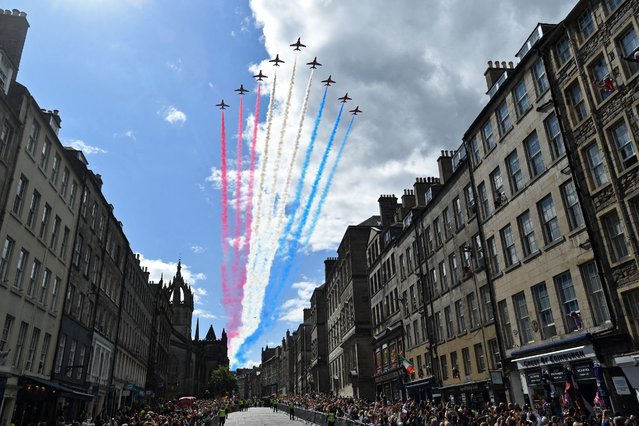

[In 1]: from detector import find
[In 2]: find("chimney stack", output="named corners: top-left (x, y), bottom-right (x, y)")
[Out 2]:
top-left (437, 150), bottom-right (454, 185)
top-left (0, 9), bottom-right (29, 80)
top-left (324, 258), bottom-right (337, 280)
top-left (378, 194), bottom-right (399, 228)
top-left (484, 60), bottom-right (506, 91)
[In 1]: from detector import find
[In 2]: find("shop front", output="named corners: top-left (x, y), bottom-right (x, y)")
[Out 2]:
top-left (439, 380), bottom-right (491, 408)
top-left (372, 325), bottom-right (405, 402)
top-left (405, 377), bottom-right (436, 402)
top-left (513, 344), bottom-right (600, 414)
top-left (613, 353), bottom-right (639, 405)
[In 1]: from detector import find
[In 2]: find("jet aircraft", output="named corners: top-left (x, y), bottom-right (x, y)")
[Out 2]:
top-left (253, 70), bottom-right (267, 81)
top-left (290, 37), bottom-right (306, 50)
top-left (269, 54), bottom-right (284, 66)
top-left (338, 93), bottom-right (352, 103)
top-left (321, 75), bottom-right (335, 86)
top-left (349, 106), bottom-right (362, 115)
top-left (234, 84), bottom-right (249, 95)
top-left (216, 100), bottom-right (229, 110)
top-left (306, 57), bottom-right (322, 69)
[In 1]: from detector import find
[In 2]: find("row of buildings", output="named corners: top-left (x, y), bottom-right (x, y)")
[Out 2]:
top-left (237, 0), bottom-right (639, 414)
top-left (0, 10), bottom-right (229, 426)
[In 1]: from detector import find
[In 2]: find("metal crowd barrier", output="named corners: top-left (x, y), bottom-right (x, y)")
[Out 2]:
top-left (277, 404), bottom-right (369, 426)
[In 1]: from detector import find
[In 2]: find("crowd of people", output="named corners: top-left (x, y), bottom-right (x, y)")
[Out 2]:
top-left (60, 394), bottom-right (638, 425)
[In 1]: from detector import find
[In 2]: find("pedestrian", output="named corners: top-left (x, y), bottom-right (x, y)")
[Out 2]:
top-left (327, 405), bottom-right (337, 426)
top-left (218, 405), bottom-right (226, 426)
top-left (289, 400), bottom-right (295, 420)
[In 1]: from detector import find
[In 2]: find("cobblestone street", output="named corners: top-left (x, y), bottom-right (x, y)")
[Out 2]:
top-left (224, 407), bottom-right (311, 426)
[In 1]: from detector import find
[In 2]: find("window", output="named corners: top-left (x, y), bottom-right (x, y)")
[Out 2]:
top-left (0, 236), bottom-right (15, 282)
top-left (55, 334), bottom-right (66, 373)
top-left (65, 284), bottom-right (76, 315)
top-left (410, 285), bottom-right (417, 312)
top-left (439, 260), bottom-right (448, 292)
top-left (498, 300), bottom-right (514, 349)
top-left (468, 293), bottom-right (480, 329)
top-left (602, 210), bottom-right (629, 261)
top-left (500, 224), bottom-right (518, 267)
top-left (474, 343), bottom-right (486, 373)
top-left (556, 36), bottom-right (572, 66)
top-left (425, 227), bottom-right (433, 254)
top-left (532, 59), bottom-right (549, 94)
top-left (580, 262), bottom-right (610, 325)
top-left (455, 299), bottom-right (466, 334)
top-left (413, 319), bottom-right (419, 344)
top-left (449, 252), bottom-right (460, 285)
top-left (38, 333), bottom-right (51, 374)
top-left (38, 204), bottom-right (51, 241)
top-left (60, 227), bottom-right (70, 261)
top-left (480, 285), bottom-right (494, 323)
top-left (490, 167), bottom-right (505, 203)
top-left (399, 254), bottom-right (406, 280)
top-left (435, 312), bottom-right (443, 343)
top-left (482, 121), bottom-right (496, 152)
top-left (0, 120), bottom-right (12, 159)
top-left (76, 345), bottom-right (86, 379)
top-left (25, 327), bottom-right (40, 372)
top-left (488, 339), bottom-right (501, 369)
top-left (40, 138), bottom-right (51, 170)
top-left (39, 268), bottom-right (51, 305)
top-left (0, 315), bottom-right (14, 354)
top-left (60, 168), bottom-right (70, 198)
top-left (444, 306), bottom-right (454, 339)
top-left (450, 351), bottom-right (460, 378)
top-left (591, 56), bottom-right (612, 102)
top-left (51, 277), bottom-right (60, 313)
top-left (26, 258), bottom-right (41, 298)
top-left (514, 80), bottom-right (531, 115)
top-left (469, 136), bottom-right (481, 165)
top-left (12, 322), bottom-right (28, 368)
top-left (561, 181), bottom-right (584, 230)
top-left (453, 197), bottom-right (464, 229)
top-left (538, 195), bottom-right (561, 244)
top-left (513, 292), bottom-right (534, 344)
top-left (80, 189), bottom-right (89, 217)
top-left (578, 8), bottom-right (595, 41)
top-left (12, 175), bottom-right (28, 216)
top-left (67, 340), bottom-right (77, 377)
top-left (26, 190), bottom-right (40, 229)
top-left (525, 131), bottom-right (545, 178)
top-left (26, 120), bottom-right (40, 155)
top-left (443, 208), bottom-right (452, 240)
top-left (497, 100), bottom-right (512, 135)
top-left (586, 143), bottom-right (609, 187)
top-left (607, 0), bottom-right (623, 12)
top-left (567, 82), bottom-right (588, 122)
top-left (73, 234), bottom-right (83, 268)
top-left (533, 283), bottom-right (556, 339)
top-left (472, 234), bottom-right (484, 269)
top-left (51, 153), bottom-right (61, 185)
top-left (434, 218), bottom-right (442, 246)
top-left (14, 248), bottom-right (29, 291)
top-left (506, 150), bottom-right (524, 193)
top-left (462, 347), bottom-right (472, 376)
top-left (465, 185), bottom-right (476, 217)
top-left (517, 210), bottom-right (538, 257)
top-left (440, 355), bottom-right (448, 380)
top-left (545, 112), bottom-right (565, 159)
top-left (83, 246), bottom-right (92, 277)
top-left (429, 268), bottom-right (438, 298)
top-left (69, 181), bottom-right (78, 208)
top-left (618, 27), bottom-right (639, 75)
top-left (487, 236), bottom-right (500, 275)
top-left (554, 271), bottom-right (581, 332)
top-left (478, 182), bottom-right (491, 218)
top-left (611, 121), bottom-right (637, 170)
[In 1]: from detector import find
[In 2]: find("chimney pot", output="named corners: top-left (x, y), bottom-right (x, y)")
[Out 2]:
top-left (501, 61), bottom-right (507, 68)
top-left (488, 60), bottom-right (493, 67)
top-left (508, 61), bottom-right (514, 68)
top-left (12, 9), bottom-right (20, 15)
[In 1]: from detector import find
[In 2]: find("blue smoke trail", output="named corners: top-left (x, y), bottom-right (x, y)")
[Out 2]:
top-left (236, 87), bottom-right (329, 364)
top-left (302, 116), bottom-right (355, 247)
top-left (256, 104), bottom-right (345, 329)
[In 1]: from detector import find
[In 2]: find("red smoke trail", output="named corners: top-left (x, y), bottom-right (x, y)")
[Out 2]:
top-left (229, 84), bottom-right (261, 339)
top-left (220, 111), bottom-right (231, 305)
top-left (231, 97), bottom-right (244, 296)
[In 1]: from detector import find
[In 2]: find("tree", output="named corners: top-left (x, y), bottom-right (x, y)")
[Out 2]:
top-left (208, 366), bottom-right (237, 397)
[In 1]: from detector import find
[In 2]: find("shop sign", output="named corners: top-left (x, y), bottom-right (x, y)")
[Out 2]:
top-left (490, 371), bottom-right (504, 385)
top-left (612, 376), bottom-right (631, 395)
top-left (573, 361), bottom-right (594, 380)
top-left (526, 370), bottom-right (542, 386)
top-left (515, 345), bottom-right (595, 369)
top-left (549, 366), bottom-right (564, 383)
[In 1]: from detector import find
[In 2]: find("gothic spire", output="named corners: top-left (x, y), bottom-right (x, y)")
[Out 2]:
top-left (205, 325), bottom-right (216, 341)
top-left (195, 318), bottom-right (200, 341)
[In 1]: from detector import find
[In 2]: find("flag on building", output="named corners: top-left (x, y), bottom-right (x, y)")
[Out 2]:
top-left (401, 355), bottom-right (415, 375)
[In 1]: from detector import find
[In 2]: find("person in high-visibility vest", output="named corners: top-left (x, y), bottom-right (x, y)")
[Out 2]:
top-left (218, 405), bottom-right (226, 426)
top-left (289, 401), bottom-right (295, 420)
top-left (327, 405), bottom-right (336, 426)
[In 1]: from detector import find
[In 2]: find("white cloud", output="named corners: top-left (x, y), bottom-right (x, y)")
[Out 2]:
top-left (114, 130), bottom-right (136, 141)
top-left (160, 105), bottom-right (187, 125)
top-left (193, 308), bottom-right (218, 320)
top-left (65, 139), bottom-right (107, 155)
top-left (138, 254), bottom-right (206, 287)
top-left (278, 280), bottom-right (321, 323)
top-left (167, 58), bottom-right (183, 72)
top-left (191, 245), bottom-right (206, 254)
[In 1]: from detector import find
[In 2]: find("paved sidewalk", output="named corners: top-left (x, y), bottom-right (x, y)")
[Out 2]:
top-left (225, 407), bottom-right (312, 426)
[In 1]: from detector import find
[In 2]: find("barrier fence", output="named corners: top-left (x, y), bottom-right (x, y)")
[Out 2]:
top-left (278, 403), bottom-right (369, 426)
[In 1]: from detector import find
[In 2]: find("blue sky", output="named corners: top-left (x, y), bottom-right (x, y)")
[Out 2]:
top-left (5, 0), bottom-right (576, 367)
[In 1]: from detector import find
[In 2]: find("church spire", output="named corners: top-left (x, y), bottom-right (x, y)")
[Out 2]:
top-left (195, 317), bottom-right (200, 341)
top-left (205, 325), bottom-right (216, 341)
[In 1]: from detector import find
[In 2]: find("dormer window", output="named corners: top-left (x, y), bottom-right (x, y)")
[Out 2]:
top-left (403, 211), bottom-right (413, 229)
top-left (425, 187), bottom-right (434, 204)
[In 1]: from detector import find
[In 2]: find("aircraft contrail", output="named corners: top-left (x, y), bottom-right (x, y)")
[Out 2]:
top-left (220, 110), bottom-right (231, 305)
top-left (303, 115), bottom-right (356, 246)
top-left (230, 95), bottom-right (244, 319)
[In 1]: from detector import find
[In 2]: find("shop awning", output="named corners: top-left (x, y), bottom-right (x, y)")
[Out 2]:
top-left (614, 354), bottom-right (639, 390)
top-left (510, 333), bottom-right (591, 358)
top-left (23, 375), bottom-right (94, 400)
top-left (405, 378), bottom-right (434, 389)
